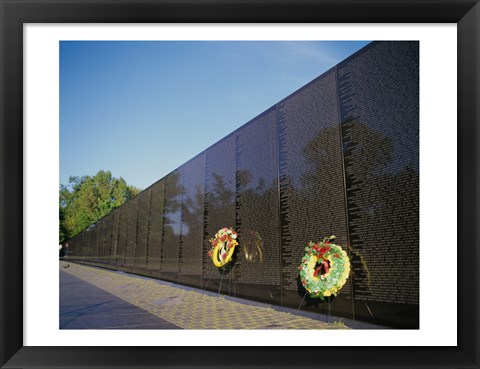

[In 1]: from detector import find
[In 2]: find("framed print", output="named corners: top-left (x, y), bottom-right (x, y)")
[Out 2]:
top-left (1, 1), bottom-right (479, 368)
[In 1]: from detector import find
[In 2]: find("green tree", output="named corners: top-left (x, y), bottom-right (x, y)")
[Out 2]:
top-left (59, 170), bottom-right (141, 243)
top-left (59, 207), bottom-right (68, 244)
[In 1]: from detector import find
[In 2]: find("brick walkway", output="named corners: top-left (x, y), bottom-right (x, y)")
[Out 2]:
top-left (60, 261), bottom-right (349, 330)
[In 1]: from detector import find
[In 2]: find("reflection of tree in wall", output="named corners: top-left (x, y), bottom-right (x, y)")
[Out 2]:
top-left (298, 121), bottom-right (392, 288)
top-left (162, 171), bottom-right (182, 237)
top-left (208, 174), bottom-right (236, 217)
top-left (205, 173), bottom-right (236, 233)
top-left (342, 119), bottom-right (419, 304)
top-left (146, 180), bottom-right (165, 271)
top-left (279, 123), bottom-right (349, 294)
top-left (183, 183), bottom-right (205, 236)
top-left (299, 125), bottom-right (350, 244)
top-left (181, 182), bottom-right (205, 274)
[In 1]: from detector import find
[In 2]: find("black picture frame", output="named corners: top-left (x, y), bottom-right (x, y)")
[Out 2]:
top-left (1, 1), bottom-right (478, 368)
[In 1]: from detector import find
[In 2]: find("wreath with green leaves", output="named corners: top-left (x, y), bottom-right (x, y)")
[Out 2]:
top-left (298, 235), bottom-right (351, 300)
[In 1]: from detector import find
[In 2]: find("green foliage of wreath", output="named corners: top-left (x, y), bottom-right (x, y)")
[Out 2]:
top-left (298, 235), bottom-right (351, 300)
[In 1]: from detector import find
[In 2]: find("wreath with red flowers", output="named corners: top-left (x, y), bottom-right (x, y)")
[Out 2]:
top-left (298, 235), bottom-right (350, 300)
top-left (208, 227), bottom-right (239, 268)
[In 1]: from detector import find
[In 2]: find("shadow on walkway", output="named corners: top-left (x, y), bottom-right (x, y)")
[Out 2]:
top-left (60, 271), bottom-right (181, 329)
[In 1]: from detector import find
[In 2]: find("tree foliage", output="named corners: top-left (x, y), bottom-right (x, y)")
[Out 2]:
top-left (59, 170), bottom-right (141, 243)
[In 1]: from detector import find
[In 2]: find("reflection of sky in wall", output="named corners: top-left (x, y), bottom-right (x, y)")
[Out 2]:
top-left (179, 153), bottom-right (206, 237)
top-left (60, 41), bottom-right (370, 190)
top-left (169, 212), bottom-right (182, 236)
top-left (163, 171), bottom-right (182, 236)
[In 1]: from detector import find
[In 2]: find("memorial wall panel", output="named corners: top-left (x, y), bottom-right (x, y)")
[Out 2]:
top-left (94, 226), bottom-right (101, 262)
top-left (103, 212), bottom-right (114, 267)
top-left (277, 69), bottom-right (352, 317)
top-left (110, 208), bottom-right (121, 266)
top-left (235, 109), bottom-right (281, 303)
top-left (102, 217), bottom-right (109, 264)
top-left (94, 219), bottom-right (101, 264)
top-left (83, 230), bottom-right (91, 261)
top-left (84, 231), bottom-right (92, 261)
top-left (161, 170), bottom-right (182, 281)
top-left (337, 41), bottom-right (419, 327)
top-left (82, 230), bottom-right (90, 261)
top-left (98, 218), bottom-right (107, 264)
top-left (91, 224), bottom-right (100, 264)
top-left (97, 217), bottom-right (105, 264)
top-left (82, 233), bottom-right (88, 260)
top-left (203, 133), bottom-right (237, 293)
top-left (125, 198), bottom-right (139, 273)
top-left (179, 153), bottom-right (206, 287)
top-left (75, 232), bottom-right (83, 259)
top-left (80, 233), bottom-right (86, 260)
top-left (79, 233), bottom-right (86, 260)
top-left (116, 203), bottom-right (128, 268)
top-left (87, 231), bottom-right (95, 261)
top-left (134, 188), bottom-right (151, 275)
top-left (90, 226), bottom-right (98, 263)
top-left (147, 179), bottom-right (165, 278)
top-left (70, 234), bottom-right (80, 260)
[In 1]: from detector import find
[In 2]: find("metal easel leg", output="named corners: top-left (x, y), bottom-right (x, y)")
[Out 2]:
top-left (218, 272), bottom-right (224, 294)
top-left (298, 291), bottom-right (308, 310)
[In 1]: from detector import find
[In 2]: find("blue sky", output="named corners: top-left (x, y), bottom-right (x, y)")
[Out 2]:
top-left (60, 41), bottom-right (370, 190)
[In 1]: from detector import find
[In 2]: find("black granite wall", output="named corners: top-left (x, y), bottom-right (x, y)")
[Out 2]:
top-left (65, 41), bottom-right (419, 328)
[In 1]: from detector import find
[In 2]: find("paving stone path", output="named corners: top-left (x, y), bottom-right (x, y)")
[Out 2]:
top-left (60, 271), bottom-right (181, 329)
top-left (60, 261), bottom-right (348, 330)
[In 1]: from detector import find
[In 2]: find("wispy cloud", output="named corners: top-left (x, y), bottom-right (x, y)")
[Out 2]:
top-left (281, 41), bottom-right (339, 65)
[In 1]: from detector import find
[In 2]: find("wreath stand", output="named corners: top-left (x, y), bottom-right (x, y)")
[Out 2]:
top-left (203, 262), bottom-right (236, 296)
top-left (217, 264), bottom-right (235, 295)
top-left (298, 291), bottom-right (333, 323)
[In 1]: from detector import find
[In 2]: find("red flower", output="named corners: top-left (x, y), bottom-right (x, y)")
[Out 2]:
top-left (318, 245), bottom-right (331, 255)
top-left (221, 252), bottom-right (227, 260)
top-left (333, 253), bottom-right (340, 258)
top-left (322, 260), bottom-right (330, 274)
top-left (301, 280), bottom-right (307, 286)
top-left (208, 250), bottom-right (213, 257)
top-left (221, 235), bottom-right (227, 242)
top-left (313, 260), bottom-right (330, 276)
